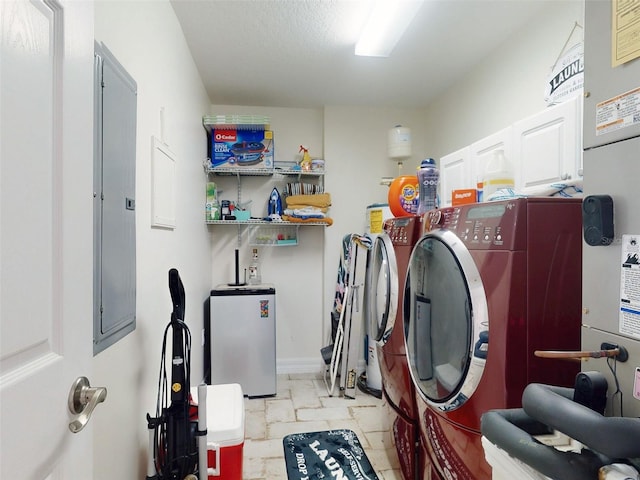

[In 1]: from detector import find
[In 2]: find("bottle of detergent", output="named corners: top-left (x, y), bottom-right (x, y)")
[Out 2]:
top-left (483, 149), bottom-right (514, 200)
top-left (387, 175), bottom-right (419, 217)
top-left (417, 157), bottom-right (439, 215)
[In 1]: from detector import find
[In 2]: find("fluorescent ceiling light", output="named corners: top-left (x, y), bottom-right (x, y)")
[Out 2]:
top-left (355, 0), bottom-right (424, 57)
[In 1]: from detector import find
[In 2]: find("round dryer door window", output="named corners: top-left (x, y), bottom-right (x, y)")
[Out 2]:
top-left (405, 229), bottom-right (489, 411)
top-left (367, 234), bottom-right (398, 344)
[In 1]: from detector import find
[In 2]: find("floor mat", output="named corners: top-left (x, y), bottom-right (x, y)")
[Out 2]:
top-left (283, 429), bottom-right (379, 480)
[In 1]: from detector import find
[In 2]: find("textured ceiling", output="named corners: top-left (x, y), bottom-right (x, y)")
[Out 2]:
top-left (170, 0), bottom-right (547, 108)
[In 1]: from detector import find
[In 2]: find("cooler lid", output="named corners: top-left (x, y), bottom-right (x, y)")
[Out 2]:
top-left (192, 383), bottom-right (245, 445)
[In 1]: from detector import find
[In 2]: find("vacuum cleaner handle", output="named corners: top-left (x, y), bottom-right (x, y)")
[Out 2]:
top-left (169, 268), bottom-right (185, 321)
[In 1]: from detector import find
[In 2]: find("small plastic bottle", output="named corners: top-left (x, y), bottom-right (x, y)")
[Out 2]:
top-left (248, 248), bottom-right (261, 285)
top-left (417, 158), bottom-right (439, 215)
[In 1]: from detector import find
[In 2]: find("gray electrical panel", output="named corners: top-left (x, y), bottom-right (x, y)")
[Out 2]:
top-left (93, 41), bottom-right (137, 355)
top-left (583, 0), bottom-right (640, 149)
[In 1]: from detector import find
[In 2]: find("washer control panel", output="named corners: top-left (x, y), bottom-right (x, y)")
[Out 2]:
top-left (424, 200), bottom-right (523, 250)
top-left (385, 215), bottom-right (422, 246)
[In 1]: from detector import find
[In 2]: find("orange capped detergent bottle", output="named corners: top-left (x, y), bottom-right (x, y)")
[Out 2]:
top-left (388, 175), bottom-right (419, 217)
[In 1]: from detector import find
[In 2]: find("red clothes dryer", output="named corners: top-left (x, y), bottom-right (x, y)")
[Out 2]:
top-left (404, 198), bottom-right (583, 480)
top-left (366, 215), bottom-right (438, 480)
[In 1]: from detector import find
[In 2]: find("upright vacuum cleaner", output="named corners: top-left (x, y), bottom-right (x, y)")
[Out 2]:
top-left (146, 269), bottom-right (209, 480)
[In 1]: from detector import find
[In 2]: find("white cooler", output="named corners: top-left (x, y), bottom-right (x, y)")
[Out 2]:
top-left (192, 383), bottom-right (245, 480)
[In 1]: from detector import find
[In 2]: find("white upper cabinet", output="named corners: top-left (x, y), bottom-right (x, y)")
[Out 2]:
top-left (513, 96), bottom-right (582, 193)
top-left (439, 147), bottom-right (470, 207)
top-left (439, 96), bottom-right (582, 202)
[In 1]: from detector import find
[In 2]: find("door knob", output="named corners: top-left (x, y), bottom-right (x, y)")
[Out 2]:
top-left (68, 376), bottom-right (107, 433)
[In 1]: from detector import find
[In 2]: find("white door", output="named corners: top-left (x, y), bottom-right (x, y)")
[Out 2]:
top-left (1, 1), bottom-right (96, 478)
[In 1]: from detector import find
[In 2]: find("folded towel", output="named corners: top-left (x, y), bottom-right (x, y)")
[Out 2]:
top-left (486, 188), bottom-right (527, 202)
top-left (282, 215), bottom-right (333, 226)
top-left (487, 179), bottom-right (584, 202)
top-left (286, 204), bottom-right (329, 213)
top-left (284, 207), bottom-right (326, 218)
top-left (285, 193), bottom-right (331, 209)
top-left (523, 179), bottom-right (583, 197)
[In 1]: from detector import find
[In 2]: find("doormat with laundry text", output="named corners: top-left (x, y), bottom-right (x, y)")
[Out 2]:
top-left (283, 429), bottom-right (379, 480)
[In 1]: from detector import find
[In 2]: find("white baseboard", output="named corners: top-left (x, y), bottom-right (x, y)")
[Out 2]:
top-left (276, 358), bottom-right (368, 375)
top-left (277, 357), bottom-right (325, 375)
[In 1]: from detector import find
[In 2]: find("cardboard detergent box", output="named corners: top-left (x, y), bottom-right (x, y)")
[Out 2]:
top-left (452, 188), bottom-right (478, 206)
top-left (208, 128), bottom-right (274, 169)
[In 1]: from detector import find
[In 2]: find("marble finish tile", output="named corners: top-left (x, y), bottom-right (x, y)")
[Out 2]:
top-left (268, 420), bottom-right (331, 439)
top-left (296, 405), bottom-right (352, 421)
top-left (291, 387), bottom-right (323, 409)
top-left (350, 405), bottom-right (391, 432)
top-left (242, 373), bottom-right (403, 480)
top-left (265, 398), bottom-right (297, 423)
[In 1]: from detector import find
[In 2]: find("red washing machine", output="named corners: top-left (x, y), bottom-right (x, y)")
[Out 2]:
top-left (404, 198), bottom-right (583, 480)
top-left (366, 215), bottom-right (438, 480)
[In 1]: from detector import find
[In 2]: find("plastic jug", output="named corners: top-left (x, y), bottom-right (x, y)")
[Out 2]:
top-left (483, 149), bottom-right (514, 199)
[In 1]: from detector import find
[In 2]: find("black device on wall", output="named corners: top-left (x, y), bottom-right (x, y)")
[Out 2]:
top-left (582, 195), bottom-right (614, 246)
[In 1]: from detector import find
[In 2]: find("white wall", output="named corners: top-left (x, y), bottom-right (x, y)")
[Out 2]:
top-left (322, 106), bottom-right (429, 349)
top-left (423, 0), bottom-right (584, 159)
top-left (93, 1), bottom-right (211, 478)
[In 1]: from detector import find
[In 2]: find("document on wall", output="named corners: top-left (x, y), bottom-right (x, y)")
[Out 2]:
top-left (612, 0), bottom-right (640, 67)
top-left (619, 234), bottom-right (640, 339)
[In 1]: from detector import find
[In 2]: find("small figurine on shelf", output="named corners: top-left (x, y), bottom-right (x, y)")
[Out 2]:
top-left (299, 145), bottom-right (312, 171)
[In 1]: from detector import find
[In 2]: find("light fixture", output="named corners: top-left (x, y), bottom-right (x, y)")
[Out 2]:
top-left (355, 0), bottom-right (424, 57)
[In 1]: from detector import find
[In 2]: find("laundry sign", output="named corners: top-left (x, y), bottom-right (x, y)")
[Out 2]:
top-left (545, 41), bottom-right (584, 106)
top-left (283, 430), bottom-right (379, 480)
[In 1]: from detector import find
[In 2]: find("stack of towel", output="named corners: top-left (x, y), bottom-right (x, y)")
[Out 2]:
top-left (283, 193), bottom-right (333, 225)
top-left (486, 179), bottom-right (583, 202)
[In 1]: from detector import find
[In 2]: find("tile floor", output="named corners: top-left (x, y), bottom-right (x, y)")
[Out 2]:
top-left (242, 372), bottom-right (403, 480)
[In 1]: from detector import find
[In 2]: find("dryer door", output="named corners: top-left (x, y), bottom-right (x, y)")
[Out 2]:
top-left (405, 229), bottom-right (489, 411)
top-left (366, 234), bottom-right (398, 346)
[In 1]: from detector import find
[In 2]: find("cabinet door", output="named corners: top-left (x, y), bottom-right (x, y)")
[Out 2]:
top-left (470, 127), bottom-right (515, 189)
top-left (439, 147), bottom-right (470, 207)
top-left (513, 96), bottom-right (581, 194)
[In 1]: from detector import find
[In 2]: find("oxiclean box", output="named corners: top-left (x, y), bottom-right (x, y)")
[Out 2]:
top-left (209, 129), bottom-right (274, 169)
